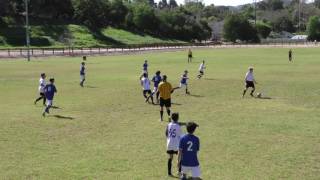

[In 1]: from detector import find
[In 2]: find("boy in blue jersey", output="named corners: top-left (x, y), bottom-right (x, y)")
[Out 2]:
top-left (178, 70), bottom-right (190, 94)
top-left (178, 122), bottom-right (201, 180)
top-left (151, 71), bottom-right (162, 103)
top-left (143, 60), bottom-right (148, 74)
top-left (42, 78), bottom-right (57, 117)
top-left (80, 62), bottom-right (86, 87)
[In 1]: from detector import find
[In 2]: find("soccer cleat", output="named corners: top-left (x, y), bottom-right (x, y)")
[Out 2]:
top-left (42, 112), bottom-right (46, 117)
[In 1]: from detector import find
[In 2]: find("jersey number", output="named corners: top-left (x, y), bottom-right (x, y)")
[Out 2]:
top-left (168, 129), bottom-right (176, 138)
top-left (187, 141), bottom-right (193, 151)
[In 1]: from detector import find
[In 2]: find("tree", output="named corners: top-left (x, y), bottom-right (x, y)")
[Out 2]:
top-left (132, 3), bottom-right (158, 32)
top-left (158, 0), bottom-right (168, 9)
top-left (169, 0), bottom-right (178, 8)
top-left (268, 0), bottom-right (284, 11)
top-left (315, 0), bottom-right (320, 9)
top-left (256, 23), bottom-right (272, 38)
top-left (73, 0), bottom-right (110, 28)
top-left (307, 16), bottom-right (320, 41)
top-left (273, 16), bottom-right (295, 32)
top-left (223, 14), bottom-right (259, 42)
top-left (109, 0), bottom-right (128, 26)
top-left (29, 0), bottom-right (74, 19)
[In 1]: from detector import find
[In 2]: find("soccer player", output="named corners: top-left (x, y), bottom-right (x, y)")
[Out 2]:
top-left (151, 71), bottom-right (162, 103)
top-left (179, 70), bottom-right (190, 94)
top-left (178, 122), bottom-right (201, 180)
top-left (242, 67), bottom-right (257, 97)
top-left (42, 78), bottom-right (57, 117)
top-left (80, 62), bottom-right (86, 87)
top-left (289, 49), bottom-right (293, 62)
top-left (197, 61), bottom-right (205, 79)
top-left (140, 73), bottom-right (154, 104)
top-left (165, 113), bottom-right (182, 176)
top-left (187, 49), bottom-right (193, 63)
top-left (143, 60), bottom-right (148, 74)
top-left (158, 75), bottom-right (174, 121)
top-left (34, 73), bottom-right (46, 105)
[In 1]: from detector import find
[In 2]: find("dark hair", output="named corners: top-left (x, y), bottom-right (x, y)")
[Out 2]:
top-left (162, 75), bottom-right (167, 81)
top-left (83, 56), bottom-right (86, 60)
top-left (49, 78), bottom-right (55, 82)
top-left (143, 73), bottom-right (147, 77)
top-left (186, 122), bottom-right (198, 134)
top-left (41, 73), bottom-right (46, 77)
top-left (156, 71), bottom-right (161, 75)
top-left (171, 113), bottom-right (179, 122)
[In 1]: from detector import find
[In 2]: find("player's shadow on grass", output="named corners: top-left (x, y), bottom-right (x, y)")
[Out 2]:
top-left (189, 94), bottom-right (204, 98)
top-left (204, 78), bottom-right (217, 81)
top-left (51, 106), bottom-right (61, 109)
top-left (85, 85), bottom-right (98, 89)
top-left (172, 102), bottom-right (182, 106)
top-left (52, 115), bottom-right (74, 120)
top-left (255, 96), bottom-right (272, 100)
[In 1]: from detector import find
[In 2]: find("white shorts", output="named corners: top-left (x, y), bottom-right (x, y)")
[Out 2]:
top-left (179, 83), bottom-right (187, 88)
top-left (181, 166), bottom-right (201, 178)
top-left (46, 100), bottom-right (53, 106)
top-left (80, 75), bottom-right (85, 81)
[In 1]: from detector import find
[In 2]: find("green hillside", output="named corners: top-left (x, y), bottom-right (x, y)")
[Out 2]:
top-left (0, 25), bottom-right (184, 48)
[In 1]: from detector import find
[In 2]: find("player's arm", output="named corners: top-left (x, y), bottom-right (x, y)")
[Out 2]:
top-left (165, 126), bottom-right (168, 137)
top-left (54, 86), bottom-right (57, 93)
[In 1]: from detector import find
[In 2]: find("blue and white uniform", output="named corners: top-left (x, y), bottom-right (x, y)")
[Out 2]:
top-left (44, 84), bottom-right (57, 106)
top-left (39, 78), bottom-right (46, 93)
top-left (179, 134), bottom-right (201, 177)
top-left (166, 122), bottom-right (182, 152)
top-left (179, 74), bottom-right (188, 88)
top-left (80, 64), bottom-right (85, 81)
top-left (143, 62), bottom-right (148, 74)
top-left (152, 75), bottom-right (162, 93)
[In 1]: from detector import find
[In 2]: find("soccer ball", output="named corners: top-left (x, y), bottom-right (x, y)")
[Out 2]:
top-left (257, 92), bottom-right (262, 98)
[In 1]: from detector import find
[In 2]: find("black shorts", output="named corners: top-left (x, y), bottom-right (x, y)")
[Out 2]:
top-left (40, 92), bottom-right (45, 97)
top-left (143, 90), bottom-right (152, 95)
top-left (160, 98), bottom-right (171, 108)
top-left (199, 71), bottom-right (204, 75)
top-left (246, 81), bottom-right (255, 88)
top-left (167, 150), bottom-right (178, 155)
top-left (188, 55), bottom-right (192, 58)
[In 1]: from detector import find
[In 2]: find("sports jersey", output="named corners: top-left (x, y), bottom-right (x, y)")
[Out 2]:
top-left (44, 84), bottom-right (57, 100)
top-left (143, 63), bottom-right (148, 71)
top-left (80, 65), bottom-right (85, 75)
top-left (179, 134), bottom-right (200, 167)
top-left (245, 71), bottom-right (254, 82)
top-left (141, 77), bottom-right (151, 90)
top-left (152, 75), bottom-right (162, 87)
top-left (158, 82), bottom-right (172, 100)
top-left (39, 78), bottom-right (46, 93)
top-left (199, 63), bottom-right (205, 72)
top-left (180, 74), bottom-right (188, 84)
top-left (166, 122), bottom-right (182, 151)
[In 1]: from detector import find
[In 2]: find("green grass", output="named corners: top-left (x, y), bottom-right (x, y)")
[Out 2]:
top-left (0, 48), bottom-right (320, 179)
top-left (0, 25), bottom-right (184, 48)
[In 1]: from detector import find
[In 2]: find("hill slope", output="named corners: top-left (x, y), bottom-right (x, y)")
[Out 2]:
top-left (0, 25), bottom-right (184, 48)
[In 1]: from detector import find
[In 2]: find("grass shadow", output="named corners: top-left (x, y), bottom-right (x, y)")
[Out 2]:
top-left (172, 102), bottom-right (182, 106)
top-left (189, 94), bottom-right (204, 98)
top-left (204, 78), bottom-right (217, 81)
top-left (256, 96), bottom-right (272, 100)
top-left (52, 115), bottom-right (74, 120)
top-left (91, 28), bottom-right (124, 45)
top-left (85, 85), bottom-right (98, 89)
top-left (51, 106), bottom-right (61, 109)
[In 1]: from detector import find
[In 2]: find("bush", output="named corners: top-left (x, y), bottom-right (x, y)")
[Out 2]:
top-left (307, 16), bottom-right (320, 41)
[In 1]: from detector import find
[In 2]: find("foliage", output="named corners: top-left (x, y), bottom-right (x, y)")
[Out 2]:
top-left (307, 16), bottom-right (320, 41)
top-left (223, 14), bottom-right (259, 43)
top-left (256, 22), bottom-right (272, 38)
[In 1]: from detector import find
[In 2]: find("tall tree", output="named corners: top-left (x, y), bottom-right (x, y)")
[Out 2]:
top-left (307, 16), bottom-right (320, 40)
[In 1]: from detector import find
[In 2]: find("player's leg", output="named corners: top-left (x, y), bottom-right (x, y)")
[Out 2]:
top-left (42, 100), bottom-right (51, 116)
top-left (185, 84), bottom-right (190, 94)
top-left (147, 90), bottom-right (154, 104)
top-left (250, 86), bottom-right (255, 97)
top-left (243, 87), bottom-right (248, 97)
top-left (167, 153), bottom-right (174, 176)
top-left (191, 166), bottom-right (201, 180)
top-left (34, 93), bottom-right (44, 104)
top-left (160, 99), bottom-right (164, 121)
top-left (166, 99), bottom-right (171, 121)
top-left (143, 90), bottom-right (148, 102)
top-left (180, 166), bottom-right (189, 180)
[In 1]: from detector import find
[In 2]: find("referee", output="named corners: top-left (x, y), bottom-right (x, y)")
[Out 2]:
top-left (158, 75), bottom-right (174, 121)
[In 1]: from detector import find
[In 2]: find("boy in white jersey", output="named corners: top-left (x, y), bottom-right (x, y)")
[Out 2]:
top-left (243, 67), bottom-right (257, 97)
top-left (140, 73), bottom-right (154, 104)
top-left (34, 73), bottom-right (46, 105)
top-left (165, 113), bottom-right (183, 176)
top-left (197, 61), bottom-right (205, 79)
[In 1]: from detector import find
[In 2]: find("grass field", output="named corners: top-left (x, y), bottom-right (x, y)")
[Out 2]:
top-left (0, 48), bottom-right (320, 179)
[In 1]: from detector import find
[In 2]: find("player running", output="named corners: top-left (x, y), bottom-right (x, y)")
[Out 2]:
top-left (242, 67), bottom-right (257, 97)
top-left (197, 61), bottom-right (205, 79)
top-left (158, 75), bottom-right (174, 121)
top-left (80, 62), bottom-right (86, 87)
top-left (42, 78), bottom-right (57, 117)
top-left (140, 73), bottom-right (154, 104)
top-left (165, 113), bottom-right (183, 176)
top-left (179, 70), bottom-right (190, 94)
top-left (289, 49), bottom-right (293, 62)
top-left (34, 73), bottom-right (46, 105)
top-left (178, 122), bottom-right (201, 180)
top-left (151, 71), bottom-right (162, 103)
top-left (187, 49), bottom-right (193, 63)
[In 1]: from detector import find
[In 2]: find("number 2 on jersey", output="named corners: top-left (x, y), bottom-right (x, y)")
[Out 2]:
top-left (187, 141), bottom-right (193, 151)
